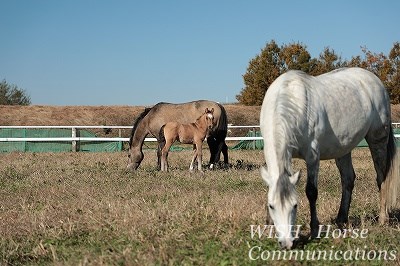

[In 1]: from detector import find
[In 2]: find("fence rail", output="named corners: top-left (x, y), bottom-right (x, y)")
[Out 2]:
top-left (0, 125), bottom-right (263, 143)
top-left (1, 124), bottom-right (399, 143)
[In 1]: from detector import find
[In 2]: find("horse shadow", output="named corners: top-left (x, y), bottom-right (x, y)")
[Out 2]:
top-left (345, 209), bottom-right (400, 227)
top-left (208, 159), bottom-right (258, 171)
top-left (389, 209), bottom-right (400, 224)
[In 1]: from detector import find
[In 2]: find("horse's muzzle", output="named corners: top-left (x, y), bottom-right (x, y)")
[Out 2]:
top-left (278, 239), bottom-right (293, 250)
top-left (126, 162), bottom-right (139, 172)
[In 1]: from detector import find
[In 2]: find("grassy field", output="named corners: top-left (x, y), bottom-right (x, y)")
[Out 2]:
top-left (1, 148), bottom-right (399, 265)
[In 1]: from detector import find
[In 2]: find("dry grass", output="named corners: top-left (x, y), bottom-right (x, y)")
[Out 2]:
top-left (0, 148), bottom-right (399, 265)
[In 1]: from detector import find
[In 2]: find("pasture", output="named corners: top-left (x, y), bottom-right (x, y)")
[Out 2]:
top-left (1, 148), bottom-right (400, 265)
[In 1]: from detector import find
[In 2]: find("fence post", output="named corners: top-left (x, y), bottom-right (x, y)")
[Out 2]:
top-left (118, 128), bottom-right (122, 151)
top-left (23, 128), bottom-right (27, 152)
top-left (252, 128), bottom-right (256, 150)
top-left (72, 127), bottom-right (77, 152)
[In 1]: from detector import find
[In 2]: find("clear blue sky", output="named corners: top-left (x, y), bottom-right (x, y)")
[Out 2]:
top-left (1, 1), bottom-right (399, 106)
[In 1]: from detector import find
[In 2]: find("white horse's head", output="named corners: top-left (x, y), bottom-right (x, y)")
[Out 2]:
top-left (261, 166), bottom-right (300, 249)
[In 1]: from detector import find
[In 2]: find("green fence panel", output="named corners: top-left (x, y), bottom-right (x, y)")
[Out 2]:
top-left (0, 129), bottom-right (122, 152)
top-left (231, 129), bottom-right (400, 150)
top-left (0, 128), bottom-right (25, 152)
top-left (231, 130), bottom-right (263, 150)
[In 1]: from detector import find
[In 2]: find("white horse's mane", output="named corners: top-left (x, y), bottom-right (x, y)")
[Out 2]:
top-left (272, 71), bottom-right (314, 176)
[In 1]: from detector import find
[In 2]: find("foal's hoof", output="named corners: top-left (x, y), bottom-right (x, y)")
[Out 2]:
top-left (378, 216), bottom-right (387, 225)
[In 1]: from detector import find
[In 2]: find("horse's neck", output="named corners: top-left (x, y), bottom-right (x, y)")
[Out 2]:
top-left (131, 119), bottom-right (149, 150)
top-left (265, 125), bottom-right (294, 176)
top-left (194, 119), bottom-right (208, 134)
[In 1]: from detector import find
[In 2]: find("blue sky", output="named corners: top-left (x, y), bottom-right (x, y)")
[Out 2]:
top-left (1, 1), bottom-right (399, 106)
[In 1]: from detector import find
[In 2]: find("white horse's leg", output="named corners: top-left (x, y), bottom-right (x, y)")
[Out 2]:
top-left (335, 153), bottom-right (356, 227)
top-left (305, 146), bottom-right (321, 238)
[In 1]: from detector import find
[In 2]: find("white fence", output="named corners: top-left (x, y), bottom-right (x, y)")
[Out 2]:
top-left (1, 123), bottom-right (400, 143)
top-left (0, 125), bottom-right (263, 144)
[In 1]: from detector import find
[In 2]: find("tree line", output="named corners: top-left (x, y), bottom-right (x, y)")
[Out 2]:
top-left (236, 40), bottom-right (400, 105)
top-left (0, 79), bottom-right (31, 105)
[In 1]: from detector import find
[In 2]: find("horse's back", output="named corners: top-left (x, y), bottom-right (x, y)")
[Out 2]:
top-left (146, 100), bottom-right (224, 137)
top-left (261, 67), bottom-right (391, 160)
top-left (317, 68), bottom-right (390, 130)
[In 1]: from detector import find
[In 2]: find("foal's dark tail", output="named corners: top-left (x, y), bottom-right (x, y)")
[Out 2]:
top-left (383, 125), bottom-right (399, 210)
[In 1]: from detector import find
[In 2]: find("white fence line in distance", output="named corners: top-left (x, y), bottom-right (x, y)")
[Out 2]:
top-left (1, 124), bottom-right (399, 142)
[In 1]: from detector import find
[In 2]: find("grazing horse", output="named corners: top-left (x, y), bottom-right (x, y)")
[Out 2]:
top-left (127, 100), bottom-right (228, 171)
top-left (259, 67), bottom-right (399, 249)
top-left (159, 108), bottom-right (215, 172)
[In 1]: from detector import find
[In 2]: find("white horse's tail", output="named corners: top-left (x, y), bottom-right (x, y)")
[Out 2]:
top-left (384, 126), bottom-right (399, 210)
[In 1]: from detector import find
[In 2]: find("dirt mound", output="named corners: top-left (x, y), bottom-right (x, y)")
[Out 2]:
top-left (1, 104), bottom-right (399, 127)
top-left (0, 105), bottom-right (143, 126)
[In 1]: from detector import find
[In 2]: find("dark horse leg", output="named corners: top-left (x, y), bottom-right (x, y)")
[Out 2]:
top-left (207, 136), bottom-right (218, 168)
top-left (306, 158), bottom-right (320, 238)
top-left (157, 142), bottom-right (162, 170)
top-left (158, 125), bottom-right (167, 170)
top-left (335, 153), bottom-right (356, 227)
top-left (207, 132), bottom-right (229, 169)
top-left (220, 141), bottom-right (228, 165)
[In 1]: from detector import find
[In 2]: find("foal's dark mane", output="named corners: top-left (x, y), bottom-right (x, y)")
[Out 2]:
top-left (129, 107), bottom-right (152, 147)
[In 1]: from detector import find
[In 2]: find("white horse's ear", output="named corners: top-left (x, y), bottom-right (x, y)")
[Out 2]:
top-left (260, 165), bottom-right (271, 186)
top-left (211, 108), bottom-right (214, 113)
top-left (289, 171), bottom-right (300, 185)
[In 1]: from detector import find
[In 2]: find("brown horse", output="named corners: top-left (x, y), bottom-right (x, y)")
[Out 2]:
top-left (159, 108), bottom-right (214, 172)
top-left (127, 100), bottom-right (228, 171)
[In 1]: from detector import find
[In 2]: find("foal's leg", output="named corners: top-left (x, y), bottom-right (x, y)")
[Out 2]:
top-left (158, 139), bottom-right (167, 171)
top-left (335, 153), bottom-right (356, 227)
top-left (197, 142), bottom-right (203, 172)
top-left (190, 146), bottom-right (197, 172)
top-left (306, 157), bottom-right (320, 238)
top-left (161, 140), bottom-right (172, 172)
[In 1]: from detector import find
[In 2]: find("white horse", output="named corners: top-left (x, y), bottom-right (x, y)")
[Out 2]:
top-left (260, 67), bottom-right (399, 249)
